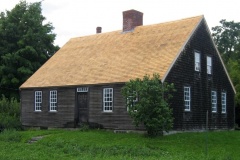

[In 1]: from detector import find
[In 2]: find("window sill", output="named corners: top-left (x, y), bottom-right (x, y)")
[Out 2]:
top-left (102, 111), bottom-right (113, 113)
top-left (49, 111), bottom-right (57, 113)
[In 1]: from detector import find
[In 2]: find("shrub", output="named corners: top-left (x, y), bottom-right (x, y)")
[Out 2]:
top-left (0, 95), bottom-right (22, 132)
top-left (79, 123), bottom-right (90, 132)
top-left (122, 74), bottom-right (175, 136)
top-left (0, 129), bottom-right (22, 142)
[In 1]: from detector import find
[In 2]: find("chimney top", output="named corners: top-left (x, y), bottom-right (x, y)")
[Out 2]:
top-left (96, 27), bottom-right (102, 34)
top-left (122, 9), bottom-right (143, 32)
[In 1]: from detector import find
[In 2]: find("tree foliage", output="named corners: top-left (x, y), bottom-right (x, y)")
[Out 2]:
top-left (212, 20), bottom-right (240, 105)
top-left (212, 19), bottom-right (240, 63)
top-left (121, 74), bottom-right (175, 136)
top-left (212, 19), bottom-right (240, 125)
top-left (0, 0), bottom-right (59, 98)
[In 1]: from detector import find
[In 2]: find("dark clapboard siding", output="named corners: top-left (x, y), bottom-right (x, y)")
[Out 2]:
top-left (165, 20), bottom-right (235, 130)
top-left (88, 84), bottom-right (142, 130)
top-left (20, 21), bottom-right (234, 131)
top-left (21, 87), bottom-right (76, 128)
top-left (21, 84), bottom-right (140, 130)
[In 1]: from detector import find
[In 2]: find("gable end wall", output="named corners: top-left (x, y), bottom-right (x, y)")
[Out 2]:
top-left (165, 21), bottom-right (235, 130)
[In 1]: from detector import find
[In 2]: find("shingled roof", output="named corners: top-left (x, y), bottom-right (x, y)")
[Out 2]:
top-left (20, 15), bottom-right (204, 88)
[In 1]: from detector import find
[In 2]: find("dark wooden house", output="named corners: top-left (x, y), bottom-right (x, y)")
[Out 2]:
top-left (20, 10), bottom-right (235, 130)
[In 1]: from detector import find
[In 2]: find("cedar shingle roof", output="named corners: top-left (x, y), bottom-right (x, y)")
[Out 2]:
top-left (20, 15), bottom-right (204, 88)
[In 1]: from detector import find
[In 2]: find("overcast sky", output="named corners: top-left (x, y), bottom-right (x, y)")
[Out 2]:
top-left (0, 0), bottom-right (239, 47)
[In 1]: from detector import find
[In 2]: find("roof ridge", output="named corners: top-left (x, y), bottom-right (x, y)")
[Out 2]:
top-left (68, 15), bottom-right (204, 41)
top-left (138, 15), bottom-right (204, 28)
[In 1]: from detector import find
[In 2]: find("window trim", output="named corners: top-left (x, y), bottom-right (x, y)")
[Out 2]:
top-left (207, 56), bottom-right (212, 75)
top-left (50, 90), bottom-right (57, 112)
top-left (103, 88), bottom-right (113, 112)
top-left (35, 91), bottom-right (42, 111)
top-left (77, 87), bottom-right (88, 92)
top-left (211, 90), bottom-right (217, 113)
top-left (221, 92), bottom-right (227, 114)
top-left (194, 51), bottom-right (201, 72)
top-left (184, 86), bottom-right (191, 111)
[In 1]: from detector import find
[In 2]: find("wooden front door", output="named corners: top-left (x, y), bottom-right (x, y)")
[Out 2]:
top-left (77, 92), bottom-right (88, 123)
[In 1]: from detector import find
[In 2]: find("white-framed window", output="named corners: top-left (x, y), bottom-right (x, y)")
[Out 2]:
top-left (211, 91), bottom-right (217, 113)
top-left (77, 87), bottom-right (88, 92)
top-left (184, 87), bottom-right (191, 111)
top-left (50, 90), bottom-right (57, 111)
top-left (195, 52), bottom-right (200, 71)
top-left (127, 91), bottom-right (138, 111)
top-left (221, 92), bottom-right (226, 114)
top-left (103, 88), bottom-right (113, 112)
top-left (35, 91), bottom-right (42, 111)
top-left (207, 56), bottom-right (212, 74)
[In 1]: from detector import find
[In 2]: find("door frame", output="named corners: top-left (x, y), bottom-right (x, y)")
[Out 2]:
top-left (75, 87), bottom-right (89, 125)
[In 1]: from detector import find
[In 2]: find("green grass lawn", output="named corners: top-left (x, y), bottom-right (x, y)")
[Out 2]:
top-left (0, 129), bottom-right (239, 160)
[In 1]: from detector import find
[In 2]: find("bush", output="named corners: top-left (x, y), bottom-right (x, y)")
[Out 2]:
top-left (79, 123), bottom-right (90, 131)
top-left (0, 129), bottom-right (22, 142)
top-left (0, 95), bottom-right (22, 132)
top-left (122, 74), bottom-right (175, 137)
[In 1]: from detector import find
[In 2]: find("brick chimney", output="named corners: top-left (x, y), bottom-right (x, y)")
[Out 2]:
top-left (122, 9), bottom-right (143, 32)
top-left (96, 27), bottom-right (102, 33)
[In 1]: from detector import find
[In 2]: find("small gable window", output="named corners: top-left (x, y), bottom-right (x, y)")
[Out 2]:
top-left (207, 56), bottom-right (212, 74)
top-left (184, 86), bottom-right (191, 111)
top-left (103, 88), bottom-right (113, 112)
top-left (35, 91), bottom-right (42, 111)
top-left (221, 92), bottom-right (227, 114)
top-left (194, 51), bottom-right (200, 71)
top-left (50, 90), bottom-right (57, 111)
top-left (211, 91), bottom-right (217, 113)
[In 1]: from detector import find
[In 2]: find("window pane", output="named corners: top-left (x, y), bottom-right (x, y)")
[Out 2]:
top-left (207, 57), bottom-right (212, 65)
top-left (184, 87), bottom-right (191, 111)
top-left (207, 56), bottom-right (212, 74)
top-left (222, 92), bottom-right (226, 113)
top-left (195, 52), bottom-right (200, 71)
top-left (103, 88), bottom-right (113, 112)
top-left (35, 91), bottom-right (42, 111)
top-left (211, 91), bottom-right (217, 113)
top-left (50, 90), bottom-right (57, 111)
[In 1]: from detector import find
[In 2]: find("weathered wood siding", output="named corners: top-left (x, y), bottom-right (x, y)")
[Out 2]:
top-left (165, 21), bottom-right (235, 130)
top-left (88, 84), bottom-right (141, 130)
top-left (20, 21), bottom-right (235, 131)
top-left (21, 84), bottom-right (139, 130)
top-left (21, 87), bottom-right (76, 128)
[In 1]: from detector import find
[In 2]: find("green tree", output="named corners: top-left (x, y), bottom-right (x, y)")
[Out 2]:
top-left (121, 74), bottom-right (175, 136)
top-left (212, 19), bottom-right (240, 64)
top-left (212, 19), bottom-right (240, 126)
top-left (0, 0), bottom-right (59, 99)
top-left (227, 60), bottom-right (240, 105)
